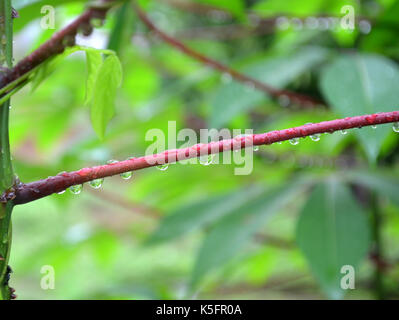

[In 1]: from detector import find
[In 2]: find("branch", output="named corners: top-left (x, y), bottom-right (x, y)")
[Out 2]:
top-left (133, 1), bottom-right (322, 108)
top-left (0, 0), bottom-right (119, 90)
top-left (9, 111), bottom-right (399, 205)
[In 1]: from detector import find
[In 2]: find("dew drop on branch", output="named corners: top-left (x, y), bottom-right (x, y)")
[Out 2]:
top-left (340, 129), bottom-right (348, 135)
top-left (120, 171), bottom-right (132, 180)
top-left (371, 125), bottom-right (377, 129)
top-left (69, 184), bottom-right (83, 195)
top-left (253, 146), bottom-right (259, 151)
top-left (89, 178), bottom-right (104, 189)
top-left (157, 164), bottom-right (169, 171)
top-left (289, 138), bottom-right (299, 145)
top-left (393, 122), bottom-right (399, 133)
top-left (310, 134), bottom-right (321, 142)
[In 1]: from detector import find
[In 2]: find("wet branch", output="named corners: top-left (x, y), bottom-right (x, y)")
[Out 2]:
top-left (8, 111), bottom-right (399, 205)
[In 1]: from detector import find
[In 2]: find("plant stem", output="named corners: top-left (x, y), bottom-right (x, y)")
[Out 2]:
top-left (0, 0), bottom-right (15, 301)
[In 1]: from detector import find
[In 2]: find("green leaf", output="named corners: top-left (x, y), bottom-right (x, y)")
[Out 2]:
top-left (346, 170), bottom-right (399, 207)
top-left (29, 46), bottom-right (87, 93)
top-left (90, 232), bottom-right (120, 269)
top-left (191, 177), bottom-right (311, 288)
top-left (90, 54), bottom-right (123, 139)
top-left (296, 179), bottom-right (370, 299)
top-left (146, 185), bottom-right (265, 245)
top-left (84, 49), bottom-right (103, 105)
top-left (210, 47), bottom-right (328, 128)
top-left (320, 54), bottom-right (399, 163)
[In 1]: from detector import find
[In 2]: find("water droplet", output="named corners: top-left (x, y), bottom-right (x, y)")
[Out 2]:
top-left (276, 17), bottom-right (290, 30)
top-left (310, 133), bottom-right (321, 142)
top-left (253, 146), bottom-right (259, 151)
top-left (305, 17), bottom-right (319, 29)
top-left (340, 129), bottom-right (348, 135)
top-left (157, 164), bottom-right (169, 171)
top-left (120, 171), bottom-right (132, 180)
top-left (289, 138), bottom-right (299, 145)
top-left (107, 159), bottom-right (118, 164)
top-left (292, 18), bottom-right (303, 30)
top-left (318, 17), bottom-right (329, 30)
top-left (69, 184), bottom-right (83, 195)
top-left (199, 154), bottom-right (214, 166)
top-left (89, 178), bottom-right (104, 189)
top-left (393, 122), bottom-right (399, 133)
top-left (57, 189), bottom-right (66, 195)
top-left (371, 125), bottom-right (377, 129)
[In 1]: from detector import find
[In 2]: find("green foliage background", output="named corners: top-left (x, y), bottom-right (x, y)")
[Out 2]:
top-left (7, 0), bottom-right (399, 299)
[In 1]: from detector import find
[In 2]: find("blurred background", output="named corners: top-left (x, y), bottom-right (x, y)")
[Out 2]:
top-left (7, 0), bottom-right (399, 299)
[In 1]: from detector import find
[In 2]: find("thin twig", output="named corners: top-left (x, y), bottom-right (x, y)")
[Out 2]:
top-left (9, 111), bottom-right (399, 205)
top-left (133, 1), bottom-right (322, 108)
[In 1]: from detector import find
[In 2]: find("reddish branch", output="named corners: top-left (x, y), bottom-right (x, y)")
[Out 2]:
top-left (133, 1), bottom-right (322, 108)
top-left (9, 111), bottom-right (399, 205)
top-left (0, 1), bottom-right (117, 89)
